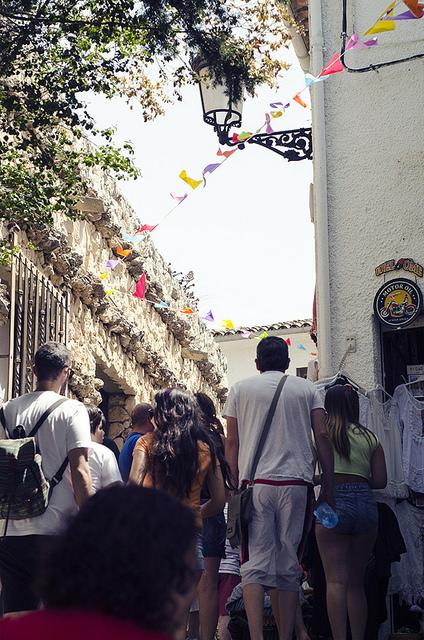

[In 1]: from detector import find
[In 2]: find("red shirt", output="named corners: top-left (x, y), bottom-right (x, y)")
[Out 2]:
top-left (0, 610), bottom-right (171, 640)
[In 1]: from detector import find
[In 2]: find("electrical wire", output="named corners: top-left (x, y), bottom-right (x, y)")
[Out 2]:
top-left (340, 0), bottom-right (424, 73)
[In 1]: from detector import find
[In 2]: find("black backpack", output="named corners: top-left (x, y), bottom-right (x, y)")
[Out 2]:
top-left (0, 398), bottom-right (69, 531)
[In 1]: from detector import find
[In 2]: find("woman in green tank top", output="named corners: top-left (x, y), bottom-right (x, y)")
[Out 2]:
top-left (316, 385), bottom-right (387, 640)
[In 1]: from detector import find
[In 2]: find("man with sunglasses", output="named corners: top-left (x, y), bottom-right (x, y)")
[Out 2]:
top-left (119, 403), bottom-right (154, 483)
top-left (0, 341), bottom-right (92, 613)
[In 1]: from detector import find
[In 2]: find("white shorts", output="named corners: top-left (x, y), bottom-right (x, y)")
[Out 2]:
top-left (241, 483), bottom-right (308, 591)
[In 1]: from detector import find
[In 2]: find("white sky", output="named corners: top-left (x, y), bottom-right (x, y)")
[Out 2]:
top-left (87, 46), bottom-right (314, 328)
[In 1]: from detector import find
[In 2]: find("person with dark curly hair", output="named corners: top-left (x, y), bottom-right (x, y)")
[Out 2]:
top-left (194, 392), bottom-right (232, 640)
top-left (0, 485), bottom-right (199, 640)
top-left (129, 388), bottom-right (226, 582)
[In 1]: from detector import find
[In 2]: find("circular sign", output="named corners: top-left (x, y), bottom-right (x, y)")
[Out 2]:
top-left (374, 278), bottom-right (423, 327)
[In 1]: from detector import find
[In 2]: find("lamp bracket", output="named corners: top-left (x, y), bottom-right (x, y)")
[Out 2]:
top-left (246, 127), bottom-right (312, 161)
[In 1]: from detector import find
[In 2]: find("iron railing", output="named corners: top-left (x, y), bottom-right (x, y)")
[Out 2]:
top-left (7, 253), bottom-right (69, 399)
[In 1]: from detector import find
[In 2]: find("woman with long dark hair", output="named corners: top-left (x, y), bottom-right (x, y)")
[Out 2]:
top-left (316, 385), bottom-right (387, 640)
top-left (195, 392), bottom-right (232, 640)
top-left (129, 388), bottom-right (226, 582)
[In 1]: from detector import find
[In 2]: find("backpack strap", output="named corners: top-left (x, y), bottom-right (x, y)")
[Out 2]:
top-left (48, 456), bottom-right (69, 498)
top-left (28, 397), bottom-right (68, 438)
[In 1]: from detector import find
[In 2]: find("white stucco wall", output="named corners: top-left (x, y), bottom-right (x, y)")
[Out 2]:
top-left (310, 0), bottom-right (424, 387)
top-left (215, 330), bottom-right (316, 386)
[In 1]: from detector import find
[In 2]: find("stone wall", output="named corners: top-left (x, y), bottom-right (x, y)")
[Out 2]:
top-left (0, 161), bottom-right (227, 445)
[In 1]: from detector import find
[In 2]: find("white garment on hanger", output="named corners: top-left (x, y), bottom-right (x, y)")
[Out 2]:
top-left (393, 385), bottom-right (424, 493)
top-left (365, 390), bottom-right (408, 499)
top-left (395, 500), bottom-right (424, 605)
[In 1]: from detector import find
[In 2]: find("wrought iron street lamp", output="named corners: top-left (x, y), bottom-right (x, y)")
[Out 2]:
top-left (193, 58), bottom-right (312, 161)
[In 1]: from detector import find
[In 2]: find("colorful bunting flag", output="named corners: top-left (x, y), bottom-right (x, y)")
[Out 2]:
top-left (402, 0), bottom-right (424, 18)
top-left (106, 259), bottom-right (119, 269)
top-left (135, 224), bottom-right (158, 234)
top-left (116, 244), bottom-right (132, 258)
top-left (270, 110), bottom-right (283, 118)
top-left (241, 330), bottom-right (252, 339)
top-left (154, 300), bottom-right (169, 309)
top-left (265, 113), bottom-right (273, 134)
top-left (293, 93), bottom-right (308, 108)
top-left (285, 338), bottom-right (292, 346)
top-left (202, 162), bottom-right (221, 186)
top-left (179, 170), bottom-right (202, 190)
top-left (233, 132), bottom-right (252, 142)
top-left (170, 193), bottom-right (188, 204)
top-left (310, 352), bottom-right (318, 357)
top-left (365, 19), bottom-right (396, 34)
top-left (99, 273), bottom-right (108, 280)
top-left (180, 307), bottom-right (194, 314)
top-left (320, 53), bottom-right (345, 76)
top-left (123, 233), bottom-right (145, 244)
top-left (133, 273), bottom-right (146, 299)
top-left (105, 289), bottom-right (115, 296)
top-left (202, 310), bottom-right (215, 322)
top-left (297, 343), bottom-right (307, 351)
top-left (222, 319), bottom-right (235, 329)
top-left (346, 34), bottom-right (368, 50)
top-left (256, 331), bottom-right (270, 341)
top-left (269, 101), bottom-right (290, 109)
top-left (364, 37), bottom-right (379, 46)
top-left (217, 148), bottom-right (237, 158)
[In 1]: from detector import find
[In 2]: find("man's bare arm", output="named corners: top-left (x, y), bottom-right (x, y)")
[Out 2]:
top-left (68, 447), bottom-right (92, 507)
top-left (311, 408), bottom-right (335, 506)
top-left (225, 416), bottom-right (239, 489)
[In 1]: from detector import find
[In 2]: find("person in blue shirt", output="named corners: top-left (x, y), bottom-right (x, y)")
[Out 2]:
top-left (119, 403), bottom-right (154, 482)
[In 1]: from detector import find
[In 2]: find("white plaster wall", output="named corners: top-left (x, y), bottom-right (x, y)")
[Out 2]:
top-left (311, 0), bottom-right (424, 388)
top-left (216, 331), bottom-right (315, 386)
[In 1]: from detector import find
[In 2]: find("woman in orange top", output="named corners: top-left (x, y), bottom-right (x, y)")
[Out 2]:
top-left (129, 388), bottom-right (226, 565)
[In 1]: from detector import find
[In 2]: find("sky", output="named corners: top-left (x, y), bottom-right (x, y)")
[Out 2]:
top-left (87, 46), bottom-right (314, 328)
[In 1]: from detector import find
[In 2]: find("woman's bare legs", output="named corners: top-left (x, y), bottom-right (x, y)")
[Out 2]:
top-left (315, 525), bottom-right (351, 640)
top-left (346, 529), bottom-right (377, 640)
top-left (198, 557), bottom-right (221, 640)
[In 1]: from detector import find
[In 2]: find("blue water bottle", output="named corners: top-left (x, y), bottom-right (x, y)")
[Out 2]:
top-left (314, 502), bottom-right (339, 528)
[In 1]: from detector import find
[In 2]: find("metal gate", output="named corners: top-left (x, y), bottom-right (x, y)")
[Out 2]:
top-left (7, 253), bottom-right (69, 399)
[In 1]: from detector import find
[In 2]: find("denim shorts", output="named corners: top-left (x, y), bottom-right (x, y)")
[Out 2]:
top-left (333, 483), bottom-right (378, 535)
top-left (196, 533), bottom-right (204, 571)
top-left (202, 510), bottom-right (226, 558)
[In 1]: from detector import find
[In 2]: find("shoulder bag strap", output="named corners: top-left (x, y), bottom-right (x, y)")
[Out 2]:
top-left (28, 397), bottom-right (68, 438)
top-left (249, 375), bottom-right (288, 481)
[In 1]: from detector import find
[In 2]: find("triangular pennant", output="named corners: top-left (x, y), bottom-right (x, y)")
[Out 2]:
top-left (202, 310), bottom-right (214, 322)
top-left (256, 331), bottom-right (270, 341)
top-left (297, 343), bottom-right (307, 351)
top-left (116, 244), bottom-right (132, 258)
top-left (241, 330), bottom-right (252, 339)
top-left (346, 34), bottom-right (368, 50)
top-left (179, 169), bottom-right (202, 190)
top-left (154, 300), bottom-right (169, 309)
top-left (106, 259), bottom-right (119, 269)
top-left (402, 0), bottom-right (424, 18)
top-left (365, 19), bottom-right (396, 34)
top-left (293, 93), bottom-right (308, 108)
top-left (285, 338), bottom-right (292, 346)
top-left (202, 163), bottom-right (221, 186)
top-left (217, 148), bottom-right (237, 159)
top-left (270, 110), bottom-right (283, 118)
top-left (99, 273), bottom-right (109, 280)
top-left (180, 307), bottom-right (194, 314)
top-left (133, 273), bottom-right (146, 299)
top-left (265, 113), bottom-right (273, 134)
top-left (105, 289), bottom-right (115, 296)
top-left (170, 193), bottom-right (188, 204)
top-left (123, 233), bottom-right (145, 244)
top-left (222, 319), bottom-right (235, 329)
top-left (135, 224), bottom-right (157, 234)
top-left (320, 53), bottom-right (345, 76)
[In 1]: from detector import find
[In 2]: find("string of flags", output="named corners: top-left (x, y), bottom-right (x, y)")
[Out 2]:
top-left (94, 0), bottom-right (421, 336)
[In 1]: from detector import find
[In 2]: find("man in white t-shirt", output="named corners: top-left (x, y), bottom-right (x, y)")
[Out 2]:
top-left (86, 404), bottom-right (122, 491)
top-left (0, 342), bottom-right (92, 613)
top-left (225, 337), bottom-right (334, 640)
